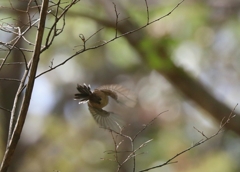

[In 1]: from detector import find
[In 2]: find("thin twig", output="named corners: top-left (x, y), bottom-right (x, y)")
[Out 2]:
top-left (112, 2), bottom-right (119, 37)
top-left (0, 78), bottom-right (21, 82)
top-left (144, 0), bottom-right (150, 24)
top-left (193, 127), bottom-right (208, 139)
top-left (42, 0), bottom-right (80, 52)
top-left (85, 27), bottom-right (104, 42)
top-left (106, 110), bottom-right (168, 172)
top-left (0, 106), bottom-right (11, 113)
top-left (133, 110), bottom-right (168, 141)
top-left (139, 104), bottom-right (238, 172)
top-left (37, 0), bottom-right (185, 78)
top-left (1, 62), bottom-right (26, 65)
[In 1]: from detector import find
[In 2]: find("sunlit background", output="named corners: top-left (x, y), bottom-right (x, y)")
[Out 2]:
top-left (0, 0), bottom-right (240, 171)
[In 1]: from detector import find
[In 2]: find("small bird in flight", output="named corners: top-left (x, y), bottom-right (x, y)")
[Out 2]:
top-left (74, 84), bottom-right (136, 130)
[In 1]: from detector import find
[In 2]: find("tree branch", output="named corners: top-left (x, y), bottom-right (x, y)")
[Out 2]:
top-left (139, 104), bottom-right (237, 171)
top-left (0, 0), bottom-right (49, 171)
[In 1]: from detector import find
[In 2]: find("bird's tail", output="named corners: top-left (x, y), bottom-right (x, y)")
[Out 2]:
top-left (74, 84), bottom-right (92, 104)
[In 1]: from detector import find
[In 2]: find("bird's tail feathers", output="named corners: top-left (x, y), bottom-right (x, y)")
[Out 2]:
top-left (74, 83), bottom-right (92, 103)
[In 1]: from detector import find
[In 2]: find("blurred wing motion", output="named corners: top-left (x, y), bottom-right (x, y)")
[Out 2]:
top-left (98, 84), bottom-right (137, 107)
top-left (88, 104), bottom-right (124, 131)
top-left (74, 84), bottom-right (92, 104)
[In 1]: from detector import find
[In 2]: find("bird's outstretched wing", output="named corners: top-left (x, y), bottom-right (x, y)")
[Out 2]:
top-left (97, 84), bottom-right (137, 107)
top-left (88, 104), bottom-right (124, 131)
top-left (74, 84), bottom-right (92, 104)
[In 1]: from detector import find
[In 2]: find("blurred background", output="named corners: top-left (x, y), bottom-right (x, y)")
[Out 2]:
top-left (0, 0), bottom-right (240, 171)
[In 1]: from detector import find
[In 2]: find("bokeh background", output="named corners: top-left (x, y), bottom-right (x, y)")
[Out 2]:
top-left (0, 0), bottom-right (240, 171)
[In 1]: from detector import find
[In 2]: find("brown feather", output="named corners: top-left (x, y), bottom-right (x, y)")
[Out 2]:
top-left (98, 84), bottom-right (137, 107)
top-left (88, 104), bottom-right (124, 131)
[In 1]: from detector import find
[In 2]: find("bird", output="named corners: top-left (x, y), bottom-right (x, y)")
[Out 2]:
top-left (74, 83), bottom-right (137, 130)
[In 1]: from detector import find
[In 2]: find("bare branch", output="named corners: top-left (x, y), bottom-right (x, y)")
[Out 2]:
top-left (0, 106), bottom-right (11, 113)
top-left (139, 104), bottom-right (238, 172)
top-left (0, 0), bottom-right (49, 171)
top-left (0, 78), bottom-right (21, 82)
top-left (0, 62), bottom-right (26, 65)
top-left (104, 110), bottom-right (168, 172)
top-left (144, 0), bottom-right (150, 24)
top-left (0, 17), bottom-right (40, 70)
top-left (113, 2), bottom-right (120, 37)
top-left (85, 27), bottom-right (104, 42)
top-left (42, 0), bottom-right (80, 52)
top-left (133, 110), bottom-right (168, 141)
top-left (193, 127), bottom-right (209, 139)
top-left (49, 58), bottom-right (54, 69)
top-left (74, 28), bottom-right (104, 51)
top-left (37, 0), bottom-right (185, 78)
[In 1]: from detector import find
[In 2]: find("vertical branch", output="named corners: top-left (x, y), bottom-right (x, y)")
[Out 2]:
top-left (7, 68), bottom-right (29, 143)
top-left (112, 2), bottom-right (119, 38)
top-left (0, 0), bottom-right (49, 171)
top-left (144, 0), bottom-right (150, 24)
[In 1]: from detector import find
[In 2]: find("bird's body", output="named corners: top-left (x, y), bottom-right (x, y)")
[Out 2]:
top-left (88, 89), bottom-right (109, 109)
top-left (74, 84), bottom-right (136, 130)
